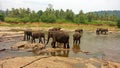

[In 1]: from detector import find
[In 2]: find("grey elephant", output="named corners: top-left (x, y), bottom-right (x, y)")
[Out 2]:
top-left (96, 28), bottom-right (108, 35)
top-left (73, 32), bottom-right (81, 44)
top-left (24, 29), bottom-right (32, 41)
top-left (46, 31), bottom-right (70, 49)
top-left (46, 27), bottom-right (62, 44)
top-left (31, 31), bottom-right (45, 44)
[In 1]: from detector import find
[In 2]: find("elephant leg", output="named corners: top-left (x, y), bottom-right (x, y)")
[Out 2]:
top-left (76, 40), bottom-right (78, 44)
top-left (67, 42), bottom-right (70, 48)
top-left (78, 39), bottom-right (80, 44)
top-left (32, 38), bottom-right (35, 43)
top-left (39, 37), bottom-right (42, 43)
top-left (34, 39), bottom-right (36, 43)
top-left (43, 37), bottom-right (45, 44)
top-left (24, 34), bottom-right (26, 41)
top-left (64, 43), bottom-right (66, 48)
top-left (31, 38), bottom-right (33, 43)
top-left (27, 35), bottom-right (29, 40)
top-left (28, 35), bottom-right (30, 40)
top-left (51, 41), bottom-right (56, 48)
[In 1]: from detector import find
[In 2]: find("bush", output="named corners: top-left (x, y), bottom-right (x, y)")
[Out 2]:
top-left (21, 17), bottom-right (30, 23)
top-left (117, 18), bottom-right (120, 28)
top-left (5, 17), bottom-right (22, 23)
top-left (0, 13), bottom-right (4, 21)
top-left (41, 14), bottom-right (56, 23)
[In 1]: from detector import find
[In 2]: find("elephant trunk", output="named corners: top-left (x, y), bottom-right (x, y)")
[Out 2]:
top-left (46, 36), bottom-right (50, 45)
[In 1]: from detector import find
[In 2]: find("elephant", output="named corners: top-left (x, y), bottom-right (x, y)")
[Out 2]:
top-left (73, 32), bottom-right (81, 44)
top-left (24, 29), bottom-right (32, 41)
top-left (46, 27), bottom-right (62, 45)
top-left (31, 31), bottom-right (45, 44)
top-left (46, 31), bottom-right (70, 49)
top-left (75, 29), bottom-right (83, 34)
top-left (96, 28), bottom-right (108, 35)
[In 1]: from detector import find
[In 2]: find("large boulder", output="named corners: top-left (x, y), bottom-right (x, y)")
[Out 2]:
top-left (11, 41), bottom-right (45, 51)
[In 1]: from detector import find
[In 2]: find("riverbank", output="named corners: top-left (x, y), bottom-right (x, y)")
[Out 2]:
top-left (0, 56), bottom-right (120, 68)
top-left (0, 22), bottom-right (119, 31)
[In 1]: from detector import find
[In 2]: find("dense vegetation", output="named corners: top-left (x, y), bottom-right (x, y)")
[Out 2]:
top-left (0, 6), bottom-right (120, 27)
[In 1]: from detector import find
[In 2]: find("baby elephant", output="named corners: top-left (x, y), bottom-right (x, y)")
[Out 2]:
top-left (31, 31), bottom-right (45, 43)
top-left (73, 32), bottom-right (81, 44)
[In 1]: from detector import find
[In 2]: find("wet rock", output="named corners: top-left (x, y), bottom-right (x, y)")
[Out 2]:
top-left (11, 41), bottom-right (46, 51)
top-left (0, 48), bottom-right (6, 52)
top-left (11, 41), bottom-right (30, 50)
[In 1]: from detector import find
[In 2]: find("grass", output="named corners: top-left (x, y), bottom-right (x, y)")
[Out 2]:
top-left (0, 22), bottom-right (119, 31)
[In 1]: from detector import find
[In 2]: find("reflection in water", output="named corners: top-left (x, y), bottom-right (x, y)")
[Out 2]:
top-left (72, 44), bottom-right (80, 54)
top-left (50, 50), bottom-right (69, 57)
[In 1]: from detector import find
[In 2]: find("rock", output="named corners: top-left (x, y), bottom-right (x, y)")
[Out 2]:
top-left (11, 41), bottom-right (30, 50)
top-left (11, 41), bottom-right (46, 51)
top-left (0, 56), bottom-right (120, 68)
top-left (0, 48), bottom-right (6, 52)
top-left (32, 43), bottom-right (45, 53)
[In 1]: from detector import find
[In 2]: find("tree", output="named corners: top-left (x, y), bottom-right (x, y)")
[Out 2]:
top-left (65, 9), bottom-right (74, 22)
top-left (41, 4), bottom-right (56, 23)
top-left (0, 12), bottom-right (4, 21)
top-left (87, 12), bottom-right (93, 22)
top-left (117, 18), bottom-right (120, 28)
top-left (78, 10), bottom-right (86, 24)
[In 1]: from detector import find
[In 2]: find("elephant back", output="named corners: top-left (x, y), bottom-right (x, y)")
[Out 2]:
top-left (73, 32), bottom-right (81, 39)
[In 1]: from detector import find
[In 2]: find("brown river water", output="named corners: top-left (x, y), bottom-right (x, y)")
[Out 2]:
top-left (0, 30), bottom-right (120, 63)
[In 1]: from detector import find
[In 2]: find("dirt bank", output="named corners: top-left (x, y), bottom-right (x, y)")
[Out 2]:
top-left (0, 56), bottom-right (120, 68)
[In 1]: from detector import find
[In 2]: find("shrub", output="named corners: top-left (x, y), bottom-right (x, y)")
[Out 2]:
top-left (5, 17), bottom-right (22, 23)
top-left (117, 18), bottom-right (120, 28)
top-left (41, 14), bottom-right (56, 23)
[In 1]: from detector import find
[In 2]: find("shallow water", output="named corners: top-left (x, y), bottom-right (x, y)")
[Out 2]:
top-left (0, 31), bottom-right (120, 62)
top-left (40, 31), bottom-right (120, 62)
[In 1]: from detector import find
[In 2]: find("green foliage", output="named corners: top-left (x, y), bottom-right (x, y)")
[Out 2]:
top-left (117, 18), bottom-right (120, 28)
top-left (5, 17), bottom-right (22, 23)
top-left (2, 7), bottom-right (118, 26)
top-left (41, 14), bottom-right (56, 23)
top-left (21, 17), bottom-right (30, 23)
top-left (0, 12), bottom-right (4, 21)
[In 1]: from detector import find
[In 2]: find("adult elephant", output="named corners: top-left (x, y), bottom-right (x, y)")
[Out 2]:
top-left (46, 27), bottom-right (61, 44)
top-left (31, 31), bottom-right (45, 44)
top-left (46, 31), bottom-right (70, 49)
top-left (73, 32), bottom-right (81, 44)
top-left (96, 28), bottom-right (108, 35)
top-left (24, 29), bottom-right (32, 41)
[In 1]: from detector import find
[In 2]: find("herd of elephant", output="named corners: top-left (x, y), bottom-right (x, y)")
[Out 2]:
top-left (24, 27), bottom-right (108, 49)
